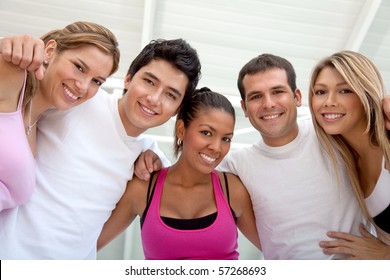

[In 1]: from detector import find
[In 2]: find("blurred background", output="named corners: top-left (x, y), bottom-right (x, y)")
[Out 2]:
top-left (1, 0), bottom-right (389, 259)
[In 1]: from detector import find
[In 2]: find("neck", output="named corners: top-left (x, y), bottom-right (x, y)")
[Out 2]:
top-left (30, 93), bottom-right (52, 123)
top-left (342, 132), bottom-right (375, 159)
top-left (168, 159), bottom-right (212, 187)
top-left (27, 92), bottom-right (53, 129)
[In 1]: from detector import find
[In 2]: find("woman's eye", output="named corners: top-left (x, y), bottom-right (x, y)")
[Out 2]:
top-left (314, 90), bottom-right (325, 95)
top-left (93, 79), bottom-right (103, 86)
top-left (340, 89), bottom-right (353, 94)
top-left (75, 63), bottom-right (84, 72)
top-left (223, 137), bottom-right (232, 143)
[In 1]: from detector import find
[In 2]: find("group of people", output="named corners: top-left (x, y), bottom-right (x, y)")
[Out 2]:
top-left (0, 20), bottom-right (389, 260)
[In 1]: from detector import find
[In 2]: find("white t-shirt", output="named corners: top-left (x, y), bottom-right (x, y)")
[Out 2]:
top-left (0, 89), bottom-right (169, 259)
top-left (218, 119), bottom-right (364, 259)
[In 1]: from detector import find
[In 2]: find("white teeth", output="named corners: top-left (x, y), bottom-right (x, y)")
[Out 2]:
top-left (200, 153), bottom-right (216, 163)
top-left (63, 86), bottom-right (78, 100)
top-left (141, 104), bottom-right (156, 115)
top-left (324, 113), bottom-right (343, 119)
top-left (262, 114), bottom-right (280, 120)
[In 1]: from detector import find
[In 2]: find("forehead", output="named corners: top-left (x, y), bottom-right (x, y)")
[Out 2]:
top-left (138, 59), bottom-right (189, 92)
top-left (243, 68), bottom-right (290, 92)
top-left (245, 68), bottom-right (288, 84)
top-left (316, 66), bottom-right (345, 82)
top-left (192, 108), bottom-right (234, 126)
top-left (57, 45), bottom-right (114, 77)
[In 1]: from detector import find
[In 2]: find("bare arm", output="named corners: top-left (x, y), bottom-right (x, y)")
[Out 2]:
top-left (97, 177), bottom-right (148, 250)
top-left (226, 173), bottom-right (262, 251)
top-left (319, 224), bottom-right (390, 259)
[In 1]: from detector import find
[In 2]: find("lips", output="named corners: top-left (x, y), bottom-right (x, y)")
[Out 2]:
top-left (322, 113), bottom-right (344, 120)
top-left (261, 113), bottom-right (282, 120)
top-left (200, 153), bottom-right (216, 163)
top-left (139, 103), bottom-right (157, 116)
top-left (63, 85), bottom-right (79, 101)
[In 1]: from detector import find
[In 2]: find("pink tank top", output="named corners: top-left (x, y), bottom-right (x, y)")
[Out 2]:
top-left (0, 71), bottom-right (36, 211)
top-left (141, 167), bottom-right (239, 260)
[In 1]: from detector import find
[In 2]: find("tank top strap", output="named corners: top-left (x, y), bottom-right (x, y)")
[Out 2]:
top-left (155, 167), bottom-right (169, 192)
top-left (151, 167), bottom-right (169, 206)
top-left (17, 70), bottom-right (28, 110)
top-left (140, 167), bottom-right (169, 228)
top-left (211, 171), bottom-right (224, 204)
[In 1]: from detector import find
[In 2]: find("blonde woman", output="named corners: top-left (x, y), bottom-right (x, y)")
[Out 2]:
top-left (0, 21), bottom-right (120, 211)
top-left (309, 50), bottom-right (390, 259)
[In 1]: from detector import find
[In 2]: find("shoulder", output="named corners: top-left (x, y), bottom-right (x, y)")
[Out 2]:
top-left (126, 171), bottom-right (161, 201)
top-left (217, 171), bottom-right (245, 193)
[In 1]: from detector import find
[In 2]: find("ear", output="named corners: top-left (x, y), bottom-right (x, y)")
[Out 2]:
top-left (124, 73), bottom-right (132, 87)
top-left (240, 100), bottom-right (249, 118)
top-left (44, 39), bottom-right (57, 60)
top-left (175, 119), bottom-right (185, 140)
top-left (294, 89), bottom-right (302, 108)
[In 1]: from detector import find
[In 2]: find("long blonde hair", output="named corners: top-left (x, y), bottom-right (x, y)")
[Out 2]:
top-left (308, 50), bottom-right (390, 242)
top-left (23, 21), bottom-right (120, 113)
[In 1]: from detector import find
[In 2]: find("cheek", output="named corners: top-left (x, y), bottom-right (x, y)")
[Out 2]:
top-left (311, 98), bottom-right (322, 112)
top-left (221, 143), bottom-right (231, 156)
top-left (162, 103), bottom-right (180, 119)
top-left (245, 103), bottom-right (258, 117)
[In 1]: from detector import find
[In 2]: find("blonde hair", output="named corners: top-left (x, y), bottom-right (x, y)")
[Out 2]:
top-left (308, 50), bottom-right (390, 242)
top-left (24, 21), bottom-right (120, 111)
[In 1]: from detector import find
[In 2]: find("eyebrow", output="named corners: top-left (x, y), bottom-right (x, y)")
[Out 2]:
top-left (144, 71), bottom-right (183, 97)
top-left (200, 123), bottom-right (234, 136)
top-left (77, 58), bottom-right (107, 82)
top-left (314, 81), bottom-right (349, 87)
top-left (247, 85), bottom-right (288, 96)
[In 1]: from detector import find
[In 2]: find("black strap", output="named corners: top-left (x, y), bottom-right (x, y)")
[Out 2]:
top-left (146, 172), bottom-right (156, 204)
top-left (141, 172), bottom-right (157, 228)
top-left (223, 172), bottom-right (231, 204)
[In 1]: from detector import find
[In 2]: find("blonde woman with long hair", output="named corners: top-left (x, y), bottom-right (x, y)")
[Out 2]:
top-left (309, 50), bottom-right (390, 259)
top-left (0, 21), bottom-right (120, 211)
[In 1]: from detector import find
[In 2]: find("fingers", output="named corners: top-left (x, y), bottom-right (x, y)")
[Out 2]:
top-left (153, 159), bottom-right (163, 172)
top-left (359, 223), bottom-right (374, 238)
top-left (383, 96), bottom-right (390, 130)
top-left (1, 35), bottom-right (45, 79)
top-left (319, 239), bottom-right (355, 258)
top-left (326, 230), bottom-right (357, 242)
top-left (134, 156), bottom-right (150, 181)
top-left (134, 152), bottom-right (153, 181)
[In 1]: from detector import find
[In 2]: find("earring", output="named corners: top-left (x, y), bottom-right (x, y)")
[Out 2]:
top-left (43, 60), bottom-right (49, 66)
top-left (177, 138), bottom-right (182, 146)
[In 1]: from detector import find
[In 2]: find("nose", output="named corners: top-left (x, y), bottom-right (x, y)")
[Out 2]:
top-left (146, 89), bottom-right (162, 106)
top-left (262, 94), bottom-right (276, 109)
top-left (324, 92), bottom-right (338, 107)
top-left (208, 138), bottom-right (222, 153)
top-left (75, 78), bottom-right (89, 95)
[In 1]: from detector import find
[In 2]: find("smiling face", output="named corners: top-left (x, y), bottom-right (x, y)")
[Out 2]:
top-left (118, 59), bottom-right (189, 136)
top-left (311, 66), bottom-right (367, 140)
top-left (178, 108), bottom-right (234, 174)
top-left (241, 68), bottom-right (302, 146)
top-left (40, 41), bottom-right (114, 110)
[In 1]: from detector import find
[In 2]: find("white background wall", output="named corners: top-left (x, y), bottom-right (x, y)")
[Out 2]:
top-left (1, 0), bottom-right (389, 259)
